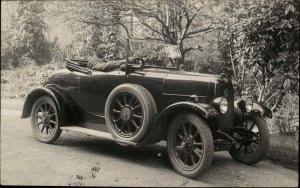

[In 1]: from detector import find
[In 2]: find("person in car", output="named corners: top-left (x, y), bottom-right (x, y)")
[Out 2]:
top-left (88, 43), bottom-right (133, 72)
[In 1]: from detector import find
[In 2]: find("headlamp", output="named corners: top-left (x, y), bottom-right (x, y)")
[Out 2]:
top-left (213, 97), bottom-right (228, 114)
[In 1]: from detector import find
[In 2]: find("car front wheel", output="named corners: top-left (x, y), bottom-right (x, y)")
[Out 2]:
top-left (229, 112), bottom-right (269, 164)
top-left (31, 96), bottom-right (62, 143)
top-left (167, 113), bottom-right (214, 179)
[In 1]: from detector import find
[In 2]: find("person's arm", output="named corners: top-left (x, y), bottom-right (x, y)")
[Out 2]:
top-left (88, 59), bottom-right (126, 72)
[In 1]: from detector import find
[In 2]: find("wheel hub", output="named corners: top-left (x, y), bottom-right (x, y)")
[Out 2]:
top-left (120, 107), bottom-right (132, 121)
top-left (182, 135), bottom-right (194, 153)
top-left (41, 113), bottom-right (50, 126)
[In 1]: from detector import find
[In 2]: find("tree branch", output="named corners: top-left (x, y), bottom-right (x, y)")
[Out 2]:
top-left (182, 46), bottom-right (203, 57)
top-left (185, 25), bottom-right (215, 36)
top-left (134, 10), bottom-right (176, 44)
top-left (179, 4), bottom-right (205, 44)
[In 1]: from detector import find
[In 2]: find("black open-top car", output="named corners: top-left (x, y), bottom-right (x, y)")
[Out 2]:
top-left (21, 57), bottom-right (272, 179)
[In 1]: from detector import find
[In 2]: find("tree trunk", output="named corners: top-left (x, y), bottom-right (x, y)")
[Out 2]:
top-left (271, 90), bottom-right (285, 112)
top-left (229, 47), bottom-right (237, 80)
top-left (258, 66), bottom-right (266, 102)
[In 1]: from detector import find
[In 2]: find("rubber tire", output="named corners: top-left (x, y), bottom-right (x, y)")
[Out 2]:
top-left (167, 113), bottom-right (214, 179)
top-left (31, 96), bottom-right (62, 143)
top-left (105, 84), bottom-right (157, 143)
top-left (229, 112), bottom-right (270, 164)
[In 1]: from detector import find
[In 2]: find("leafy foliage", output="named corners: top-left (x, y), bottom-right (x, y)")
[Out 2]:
top-left (268, 94), bottom-right (299, 135)
top-left (1, 61), bottom-right (64, 99)
top-left (10, 1), bottom-right (52, 66)
top-left (219, 0), bottom-right (299, 111)
top-left (53, 1), bottom-right (124, 60)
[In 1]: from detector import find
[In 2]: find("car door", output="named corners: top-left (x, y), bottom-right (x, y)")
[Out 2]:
top-left (78, 70), bottom-right (126, 115)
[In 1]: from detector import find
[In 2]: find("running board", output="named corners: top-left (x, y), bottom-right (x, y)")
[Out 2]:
top-left (60, 126), bottom-right (137, 146)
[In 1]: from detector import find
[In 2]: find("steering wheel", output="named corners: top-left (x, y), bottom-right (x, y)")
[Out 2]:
top-left (128, 57), bottom-right (145, 69)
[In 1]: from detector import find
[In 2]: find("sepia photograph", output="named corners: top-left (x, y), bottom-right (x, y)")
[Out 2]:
top-left (1, 0), bottom-right (299, 186)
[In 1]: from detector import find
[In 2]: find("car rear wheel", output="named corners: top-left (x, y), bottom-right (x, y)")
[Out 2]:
top-left (229, 112), bottom-right (269, 164)
top-left (31, 96), bottom-right (62, 143)
top-left (167, 113), bottom-right (214, 179)
top-left (105, 84), bottom-right (157, 143)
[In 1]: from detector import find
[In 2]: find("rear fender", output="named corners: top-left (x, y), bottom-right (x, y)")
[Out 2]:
top-left (142, 102), bottom-right (219, 145)
top-left (21, 87), bottom-right (61, 119)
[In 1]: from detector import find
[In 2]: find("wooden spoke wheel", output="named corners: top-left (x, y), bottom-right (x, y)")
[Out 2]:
top-left (31, 96), bottom-right (61, 143)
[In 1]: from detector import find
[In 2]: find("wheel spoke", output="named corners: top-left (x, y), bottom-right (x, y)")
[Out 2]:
top-left (131, 120), bottom-right (139, 129)
top-left (244, 145), bottom-right (248, 156)
top-left (193, 148), bottom-right (202, 158)
top-left (178, 133), bottom-right (183, 140)
top-left (175, 145), bottom-right (184, 155)
top-left (129, 96), bottom-right (134, 105)
top-left (47, 104), bottom-right (52, 113)
top-left (249, 144), bottom-right (255, 153)
top-left (117, 100), bottom-right (123, 108)
top-left (123, 94), bottom-right (127, 106)
top-left (192, 131), bottom-right (198, 138)
top-left (126, 122), bottom-right (131, 133)
top-left (188, 123), bottom-right (192, 134)
top-left (253, 132), bottom-right (260, 138)
top-left (39, 106), bottom-right (45, 113)
top-left (253, 140), bottom-right (261, 145)
top-left (44, 104), bottom-right (48, 113)
top-left (133, 114), bottom-right (142, 119)
top-left (182, 124), bottom-right (187, 135)
top-left (184, 153), bottom-right (188, 164)
top-left (127, 122), bottom-right (132, 133)
top-left (113, 117), bottom-right (121, 123)
top-left (113, 109), bottom-right (121, 113)
top-left (190, 154), bottom-right (196, 165)
top-left (237, 143), bottom-right (243, 151)
top-left (132, 105), bottom-right (140, 111)
top-left (194, 142), bottom-right (203, 147)
top-left (49, 113), bottom-right (55, 118)
top-left (120, 122), bottom-right (125, 131)
top-left (250, 138), bottom-right (261, 142)
top-left (50, 120), bottom-right (56, 124)
top-left (41, 126), bottom-right (45, 133)
top-left (48, 123), bottom-right (53, 129)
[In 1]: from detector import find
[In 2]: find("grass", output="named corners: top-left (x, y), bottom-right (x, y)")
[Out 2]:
top-left (266, 134), bottom-right (299, 171)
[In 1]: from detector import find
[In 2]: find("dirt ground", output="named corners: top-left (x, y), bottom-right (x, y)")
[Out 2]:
top-left (0, 99), bottom-right (299, 187)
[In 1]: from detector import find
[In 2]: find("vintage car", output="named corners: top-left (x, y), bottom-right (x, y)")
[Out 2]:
top-left (21, 57), bottom-right (272, 179)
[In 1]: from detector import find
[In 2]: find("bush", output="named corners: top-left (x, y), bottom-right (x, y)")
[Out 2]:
top-left (267, 94), bottom-right (299, 136)
top-left (1, 61), bottom-right (64, 99)
top-left (265, 93), bottom-right (299, 170)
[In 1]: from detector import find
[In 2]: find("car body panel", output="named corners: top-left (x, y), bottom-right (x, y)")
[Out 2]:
top-left (22, 60), bottom-right (271, 144)
top-left (126, 69), bottom-right (168, 111)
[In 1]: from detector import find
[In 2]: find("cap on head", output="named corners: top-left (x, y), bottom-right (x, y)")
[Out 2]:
top-left (95, 43), bottom-right (108, 58)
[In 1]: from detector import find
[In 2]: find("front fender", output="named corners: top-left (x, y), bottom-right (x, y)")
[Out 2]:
top-left (253, 102), bottom-right (272, 119)
top-left (157, 102), bottom-right (219, 120)
top-left (234, 99), bottom-right (272, 126)
top-left (21, 87), bottom-right (61, 118)
top-left (140, 102), bottom-right (219, 145)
